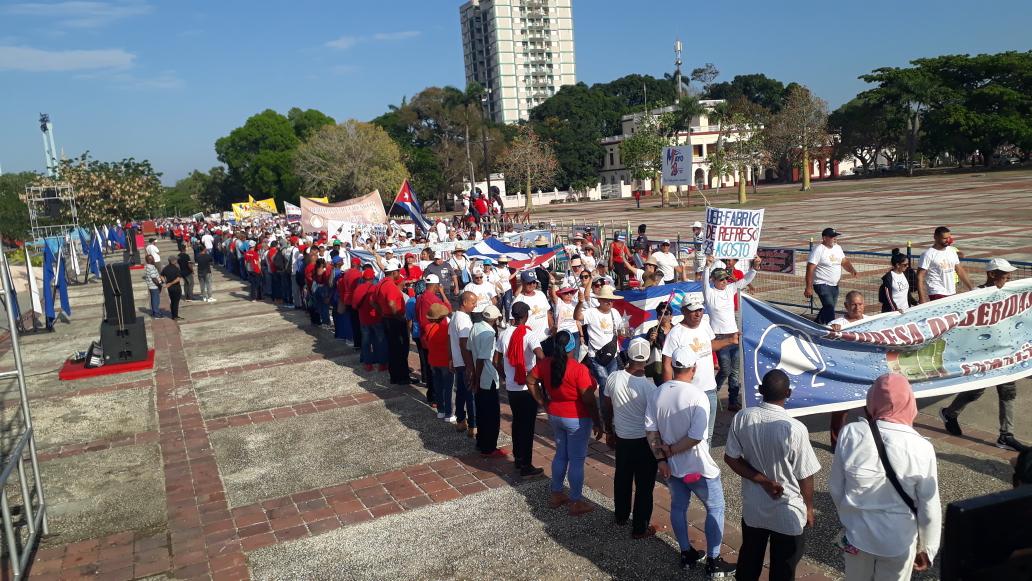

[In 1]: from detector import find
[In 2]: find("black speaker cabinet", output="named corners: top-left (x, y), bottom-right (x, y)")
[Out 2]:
top-left (100, 263), bottom-right (137, 324)
top-left (100, 318), bottom-right (148, 364)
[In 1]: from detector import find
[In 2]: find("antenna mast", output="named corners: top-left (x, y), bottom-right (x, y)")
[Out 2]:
top-left (39, 113), bottom-right (59, 178)
top-left (674, 39), bottom-right (683, 104)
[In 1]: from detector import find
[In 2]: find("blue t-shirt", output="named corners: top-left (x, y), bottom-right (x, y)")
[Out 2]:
top-left (405, 296), bottom-right (420, 338)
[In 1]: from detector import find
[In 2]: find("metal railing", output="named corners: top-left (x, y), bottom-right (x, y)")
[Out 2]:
top-left (0, 248), bottom-right (48, 579)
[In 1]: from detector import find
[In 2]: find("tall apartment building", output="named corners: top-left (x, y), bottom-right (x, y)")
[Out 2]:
top-left (459, 0), bottom-right (576, 124)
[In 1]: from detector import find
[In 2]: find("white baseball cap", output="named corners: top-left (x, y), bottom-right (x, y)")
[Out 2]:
top-left (424, 274), bottom-right (441, 284)
top-left (681, 298), bottom-right (705, 312)
top-left (627, 338), bottom-right (651, 362)
top-left (471, 267), bottom-right (485, 276)
top-left (384, 258), bottom-right (401, 272)
top-left (481, 305), bottom-right (502, 321)
top-left (671, 347), bottom-right (699, 369)
top-left (692, 221), bottom-right (703, 228)
top-left (987, 258), bottom-right (1017, 273)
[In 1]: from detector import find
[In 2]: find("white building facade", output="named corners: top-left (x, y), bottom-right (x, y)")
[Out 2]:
top-left (599, 100), bottom-right (755, 192)
top-left (459, 0), bottom-right (576, 124)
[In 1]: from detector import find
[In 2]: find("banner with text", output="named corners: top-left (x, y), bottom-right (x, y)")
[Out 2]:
top-left (661, 146), bottom-right (693, 186)
top-left (300, 191), bottom-right (387, 233)
top-left (703, 207), bottom-right (764, 259)
top-left (742, 281), bottom-right (1032, 416)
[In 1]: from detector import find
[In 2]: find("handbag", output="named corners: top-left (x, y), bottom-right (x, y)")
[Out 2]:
top-left (865, 417), bottom-right (918, 516)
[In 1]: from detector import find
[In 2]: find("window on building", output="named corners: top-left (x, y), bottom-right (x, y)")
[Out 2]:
top-left (693, 145), bottom-right (703, 157)
top-left (608, 151), bottom-right (614, 166)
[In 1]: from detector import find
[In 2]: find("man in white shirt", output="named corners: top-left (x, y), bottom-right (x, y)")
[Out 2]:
top-left (575, 283), bottom-right (623, 393)
top-left (495, 302), bottom-right (545, 477)
top-left (449, 292), bottom-right (477, 436)
top-left (463, 267), bottom-right (497, 312)
top-left (449, 247), bottom-right (471, 295)
top-left (603, 338), bottom-right (660, 539)
top-left (827, 290), bottom-right (867, 451)
top-left (692, 221), bottom-right (706, 279)
top-left (646, 347), bottom-right (735, 577)
top-left (145, 238), bottom-right (161, 265)
top-left (471, 305), bottom-right (505, 457)
top-left (703, 255), bottom-right (760, 411)
top-left (661, 299), bottom-right (739, 438)
top-left (201, 231), bottom-right (214, 251)
top-left (512, 270), bottom-right (553, 336)
top-left (804, 227), bottom-right (858, 324)
top-left (724, 369), bottom-right (820, 581)
top-left (917, 225), bottom-right (973, 303)
top-left (649, 240), bottom-right (680, 283)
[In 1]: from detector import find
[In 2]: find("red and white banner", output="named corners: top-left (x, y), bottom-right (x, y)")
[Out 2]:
top-left (300, 191), bottom-right (387, 233)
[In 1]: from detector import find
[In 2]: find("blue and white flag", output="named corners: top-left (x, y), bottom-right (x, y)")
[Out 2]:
top-left (392, 180), bottom-right (432, 233)
top-left (742, 281), bottom-right (1032, 416)
top-left (88, 226), bottom-right (106, 276)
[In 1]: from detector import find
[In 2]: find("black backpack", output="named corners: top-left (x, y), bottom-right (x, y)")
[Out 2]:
top-left (273, 248), bottom-right (288, 272)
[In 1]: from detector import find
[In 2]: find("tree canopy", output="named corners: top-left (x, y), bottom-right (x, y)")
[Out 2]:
top-left (294, 120), bottom-right (409, 205)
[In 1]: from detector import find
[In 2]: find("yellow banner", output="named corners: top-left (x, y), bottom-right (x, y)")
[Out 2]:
top-left (253, 198), bottom-right (278, 213)
top-left (304, 196), bottom-right (330, 204)
top-left (231, 201), bottom-right (273, 221)
top-left (247, 194), bottom-right (256, 203)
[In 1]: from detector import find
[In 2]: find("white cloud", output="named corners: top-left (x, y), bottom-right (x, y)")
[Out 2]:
top-left (5, 1), bottom-right (153, 29)
top-left (0, 45), bottom-right (134, 71)
top-left (372, 31), bottom-right (420, 41)
top-left (325, 35), bottom-right (360, 50)
top-left (325, 31), bottom-right (421, 50)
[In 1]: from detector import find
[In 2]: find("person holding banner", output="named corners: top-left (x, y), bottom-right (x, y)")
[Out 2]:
top-left (704, 256), bottom-right (760, 412)
top-left (828, 290), bottom-right (868, 450)
top-left (804, 228), bottom-right (858, 324)
top-left (916, 226), bottom-right (973, 303)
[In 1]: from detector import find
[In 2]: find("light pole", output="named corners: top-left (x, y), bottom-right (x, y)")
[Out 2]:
top-left (480, 89), bottom-right (492, 202)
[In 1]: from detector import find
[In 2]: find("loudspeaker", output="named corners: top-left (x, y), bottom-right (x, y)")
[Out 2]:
top-left (100, 263), bottom-right (137, 324)
top-left (100, 318), bottom-right (148, 364)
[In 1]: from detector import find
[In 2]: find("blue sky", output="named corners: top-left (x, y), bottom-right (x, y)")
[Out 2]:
top-left (1, 0), bottom-right (1029, 184)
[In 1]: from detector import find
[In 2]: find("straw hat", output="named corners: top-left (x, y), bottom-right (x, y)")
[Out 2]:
top-left (533, 235), bottom-right (549, 247)
top-left (594, 285), bottom-right (622, 301)
top-left (427, 303), bottom-right (449, 321)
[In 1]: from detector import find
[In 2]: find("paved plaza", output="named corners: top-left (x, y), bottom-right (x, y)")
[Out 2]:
top-left (1, 172), bottom-right (1029, 580)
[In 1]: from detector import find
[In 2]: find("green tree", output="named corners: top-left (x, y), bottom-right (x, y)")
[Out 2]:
top-left (620, 111), bottom-right (667, 203)
top-left (709, 98), bottom-right (765, 203)
top-left (828, 97), bottom-right (905, 172)
top-left (0, 171), bottom-right (36, 241)
top-left (287, 107), bottom-right (336, 141)
top-left (528, 83), bottom-right (616, 189)
top-left (294, 120), bottom-right (409, 205)
top-left (707, 73), bottom-right (791, 113)
top-left (763, 86), bottom-right (830, 190)
top-left (47, 153), bottom-right (163, 224)
top-left (158, 171), bottom-right (208, 216)
top-left (215, 109), bottom-right (300, 204)
top-left (499, 126), bottom-right (559, 212)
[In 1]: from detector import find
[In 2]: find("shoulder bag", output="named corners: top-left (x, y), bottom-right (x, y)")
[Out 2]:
top-left (865, 417), bottom-right (918, 516)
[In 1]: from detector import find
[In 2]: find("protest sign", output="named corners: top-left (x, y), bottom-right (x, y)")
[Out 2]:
top-left (661, 146), bottom-right (693, 186)
top-left (743, 280), bottom-right (1032, 416)
top-left (253, 198), bottom-right (278, 213)
top-left (300, 191), bottom-right (387, 233)
top-left (703, 207), bottom-right (764, 259)
top-left (756, 247), bottom-right (796, 274)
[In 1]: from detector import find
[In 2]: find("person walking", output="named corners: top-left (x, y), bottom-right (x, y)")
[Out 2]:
top-left (528, 329), bottom-right (603, 516)
top-left (940, 258), bottom-right (1027, 451)
top-left (724, 369), bottom-right (820, 581)
top-left (917, 226), bottom-right (973, 303)
top-left (471, 305), bottom-right (505, 457)
top-left (424, 303), bottom-right (454, 421)
top-left (161, 257), bottom-right (183, 321)
top-left (831, 373), bottom-right (941, 581)
top-left (877, 250), bottom-right (912, 313)
top-left (703, 256), bottom-right (760, 412)
top-left (647, 347), bottom-right (736, 577)
top-left (177, 244), bottom-right (195, 301)
top-left (142, 255), bottom-right (162, 317)
top-left (603, 338), bottom-right (660, 539)
top-left (497, 302), bottom-right (546, 478)
top-left (804, 227), bottom-right (858, 324)
top-left (196, 245), bottom-right (214, 302)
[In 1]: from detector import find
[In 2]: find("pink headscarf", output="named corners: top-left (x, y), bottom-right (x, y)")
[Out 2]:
top-left (865, 373), bottom-right (917, 426)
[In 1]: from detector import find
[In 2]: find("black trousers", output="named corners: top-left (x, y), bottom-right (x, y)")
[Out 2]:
top-left (167, 286), bottom-right (182, 319)
top-left (474, 386), bottom-right (500, 453)
top-left (384, 317), bottom-right (410, 384)
top-left (414, 337), bottom-right (433, 398)
top-left (736, 520), bottom-right (807, 581)
top-left (349, 308), bottom-right (362, 351)
top-left (508, 390), bottom-right (538, 468)
top-left (614, 436), bottom-right (658, 535)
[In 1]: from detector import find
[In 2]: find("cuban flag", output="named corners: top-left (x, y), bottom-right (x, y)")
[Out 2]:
top-left (466, 238), bottom-right (563, 271)
top-left (392, 180), bottom-right (432, 233)
top-left (612, 281), bottom-right (703, 336)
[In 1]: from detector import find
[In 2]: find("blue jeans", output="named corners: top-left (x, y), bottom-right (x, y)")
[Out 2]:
top-left (715, 342), bottom-right (741, 405)
top-left (706, 389), bottom-right (717, 441)
top-left (433, 366), bottom-right (454, 417)
top-left (315, 286), bottom-right (330, 324)
top-left (813, 283), bottom-right (839, 325)
top-left (668, 474), bottom-right (726, 558)
top-left (362, 322), bottom-right (387, 365)
top-left (453, 367), bottom-right (476, 427)
top-left (586, 355), bottom-right (619, 397)
top-left (148, 288), bottom-right (161, 316)
top-left (549, 415), bottom-right (592, 500)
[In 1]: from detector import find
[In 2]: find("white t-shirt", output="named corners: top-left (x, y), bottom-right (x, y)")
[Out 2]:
top-left (582, 307), bottom-right (619, 356)
top-left (808, 243), bottom-right (845, 286)
top-left (702, 266), bottom-right (755, 334)
top-left (513, 291), bottom-right (551, 336)
top-left (662, 320), bottom-right (716, 391)
top-left (463, 281), bottom-right (497, 312)
top-left (829, 314), bottom-right (865, 328)
top-left (495, 326), bottom-right (543, 391)
top-left (919, 246), bottom-right (959, 297)
top-left (889, 271), bottom-right (909, 311)
top-left (581, 253), bottom-right (597, 272)
top-left (554, 299), bottom-right (578, 333)
top-left (201, 233), bottom-right (214, 250)
top-left (145, 244), bottom-right (160, 264)
top-left (650, 250), bottom-right (679, 282)
top-left (606, 371), bottom-right (658, 439)
top-left (448, 310), bottom-right (474, 365)
top-left (436, 222), bottom-right (447, 242)
top-left (645, 380), bottom-right (720, 479)
top-left (428, 231), bottom-right (439, 244)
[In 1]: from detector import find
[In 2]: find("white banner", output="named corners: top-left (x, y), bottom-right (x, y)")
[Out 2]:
top-left (703, 207), bottom-right (764, 259)
top-left (662, 146), bottom-right (693, 186)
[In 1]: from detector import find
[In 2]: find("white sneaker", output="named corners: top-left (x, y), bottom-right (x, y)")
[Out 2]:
top-left (208, 298), bottom-right (217, 303)
top-left (446, 415), bottom-right (457, 423)
top-left (436, 412), bottom-right (446, 419)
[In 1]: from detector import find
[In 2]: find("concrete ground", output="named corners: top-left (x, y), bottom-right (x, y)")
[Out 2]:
top-left (2, 171), bottom-right (1028, 580)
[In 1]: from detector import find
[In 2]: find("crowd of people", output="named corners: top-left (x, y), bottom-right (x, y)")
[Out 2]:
top-left (145, 214), bottom-right (1029, 580)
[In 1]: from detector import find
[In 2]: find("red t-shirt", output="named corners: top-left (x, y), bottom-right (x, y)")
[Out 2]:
top-left (610, 242), bottom-right (626, 264)
top-left (338, 269), bottom-right (361, 305)
top-left (374, 278), bottom-right (405, 317)
top-left (474, 198), bottom-right (489, 216)
top-left (266, 247), bottom-right (278, 273)
top-left (533, 358), bottom-right (595, 419)
top-left (424, 319), bottom-right (451, 367)
top-left (416, 291), bottom-right (450, 344)
top-left (304, 262), bottom-right (316, 289)
top-left (353, 282), bottom-right (380, 325)
top-left (244, 249), bottom-right (260, 273)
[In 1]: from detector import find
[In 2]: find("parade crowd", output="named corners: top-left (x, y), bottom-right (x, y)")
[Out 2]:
top-left (145, 210), bottom-right (1031, 581)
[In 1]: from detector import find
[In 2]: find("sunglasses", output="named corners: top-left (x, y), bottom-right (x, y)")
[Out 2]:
top-left (592, 282), bottom-right (603, 287)
top-left (580, 274), bottom-right (592, 279)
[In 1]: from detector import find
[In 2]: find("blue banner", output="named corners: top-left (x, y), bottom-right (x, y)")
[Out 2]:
top-left (742, 280), bottom-right (1032, 415)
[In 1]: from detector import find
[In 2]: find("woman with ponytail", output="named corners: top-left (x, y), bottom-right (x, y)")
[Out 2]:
top-left (528, 330), bottom-right (604, 516)
top-left (879, 249), bottom-right (914, 313)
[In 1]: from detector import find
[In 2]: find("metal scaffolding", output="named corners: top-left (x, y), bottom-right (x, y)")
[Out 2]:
top-left (0, 249), bottom-right (49, 579)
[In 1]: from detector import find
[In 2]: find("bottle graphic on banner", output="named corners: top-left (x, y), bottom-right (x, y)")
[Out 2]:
top-left (886, 340), bottom-right (948, 380)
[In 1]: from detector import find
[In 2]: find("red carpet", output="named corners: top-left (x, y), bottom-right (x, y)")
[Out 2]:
top-left (58, 349), bottom-right (155, 380)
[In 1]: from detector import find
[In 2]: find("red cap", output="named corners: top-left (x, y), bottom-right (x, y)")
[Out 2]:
top-left (350, 257), bottom-right (361, 266)
top-left (290, 235), bottom-right (299, 243)
top-left (362, 268), bottom-right (374, 280)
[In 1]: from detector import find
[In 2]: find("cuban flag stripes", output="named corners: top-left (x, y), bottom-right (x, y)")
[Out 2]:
top-left (465, 238), bottom-right (564, 271)
top-left (392, 180), bottom-right (432, 233)
top-left (612, 281), bottom-right (703, 336)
